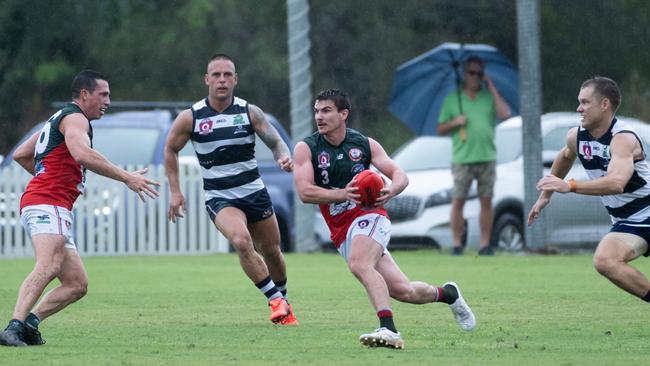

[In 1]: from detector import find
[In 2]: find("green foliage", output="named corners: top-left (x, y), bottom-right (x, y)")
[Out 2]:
top-left (0, 251), bottom-right (649, 365)
top-left (34, 61), bottom-right (75, 87)
top-left (0, 1), bottom-right (649, 155)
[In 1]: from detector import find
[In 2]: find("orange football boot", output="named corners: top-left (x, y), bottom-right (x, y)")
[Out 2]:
top-left (279, 303), bottom-right (299, 325)
top-left (268, 297), bottom-right (290, 323)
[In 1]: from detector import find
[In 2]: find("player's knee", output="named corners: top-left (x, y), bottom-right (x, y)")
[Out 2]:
top-left (230, 234), bottom-right (254, 253)
top-left (72, 281), bottom-right (88, 300)
top-left (347, 259), bottom-right (370, 279)
top-left (258, 241), bottom-right (282, 258)
top-left (593, 253), bottom-right (616, 276)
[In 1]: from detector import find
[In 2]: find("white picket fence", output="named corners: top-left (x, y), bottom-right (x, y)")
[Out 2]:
top-left (0, 164), bottom-right (228, 259)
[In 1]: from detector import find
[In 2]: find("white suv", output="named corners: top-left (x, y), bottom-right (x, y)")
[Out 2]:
top-left (366, 112), bottom-right (650, 252)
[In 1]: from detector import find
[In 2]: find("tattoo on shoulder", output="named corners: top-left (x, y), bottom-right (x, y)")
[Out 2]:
top-left (249, 105), bottom-right (265, 123)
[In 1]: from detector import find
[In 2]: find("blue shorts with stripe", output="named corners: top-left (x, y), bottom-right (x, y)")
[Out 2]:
top-left (205, 188), bottom-right (275, 224)
top-left (611, 222), bottom-right (650, 257)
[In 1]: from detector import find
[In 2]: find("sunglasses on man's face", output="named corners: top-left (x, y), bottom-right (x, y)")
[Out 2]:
top-left (466, 70), bottom-right (484, 77)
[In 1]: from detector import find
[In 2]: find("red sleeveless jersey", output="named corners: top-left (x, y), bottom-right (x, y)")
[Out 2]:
top-left (20, 104), bottom-right (91, 211)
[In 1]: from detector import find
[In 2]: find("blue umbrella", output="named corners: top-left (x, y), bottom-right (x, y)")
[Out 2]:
top-left (388, 42), bottom-right (519, 136)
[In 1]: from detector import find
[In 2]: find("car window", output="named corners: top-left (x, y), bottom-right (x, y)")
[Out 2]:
top-left (392, 137), bottom-right (452, 171)
top-left (496, 126), bottom-right (574, 164)
top-left (93, 127), bottom-right (160, 166)
top-left (543, 127), bottom-right (571, 152)
top-left (495, 127), bottom-right (521, 164)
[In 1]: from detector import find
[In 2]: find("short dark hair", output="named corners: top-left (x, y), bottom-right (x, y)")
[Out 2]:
top-left (71, 69), bottom-right (107, 99)
top-left (464, 55), bottom-right (485, 70)
top-left (209, 53), bottom-right (235, 65)
top-left (314, 89), bottom-right (351, 115)
top-left (581, 76), bottom-right (621, 112)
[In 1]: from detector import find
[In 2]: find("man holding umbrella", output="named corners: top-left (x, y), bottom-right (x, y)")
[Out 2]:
top-left (437, 56), bottom-right (511, 256)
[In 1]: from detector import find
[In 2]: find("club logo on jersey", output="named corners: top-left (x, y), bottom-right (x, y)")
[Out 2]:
top-left (349, 148), bottom-right (363, 162)
top-left (337, 153), bottom-right (344, 160)
top-left (602, 146), bottom-right (610, 160)
top-left (582, 142), bottom-right (593, 160)
top-left (36, 215), bottom-right (51, 224)
top-left (198, 119), bottom-right (214, 135)
top-left (233, 115), bottom-right (246, 125)
top-left (318, 151), bottom-right (331, 168)
top-left (358, 219), bottom-right (369, 228)
top-left (351, 164), bottom-right (364, 175)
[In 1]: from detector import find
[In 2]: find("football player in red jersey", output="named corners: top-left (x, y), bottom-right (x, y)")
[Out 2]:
top-left (0, 70), bottom-right (159, 347)
top-left (294, 89), bottom-right (476, 349)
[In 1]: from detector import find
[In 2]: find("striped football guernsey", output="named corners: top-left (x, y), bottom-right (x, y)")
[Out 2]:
top-left (576, 118), bottom-right (650, 226)
top-left (189, 97), bottom-right (265, 202)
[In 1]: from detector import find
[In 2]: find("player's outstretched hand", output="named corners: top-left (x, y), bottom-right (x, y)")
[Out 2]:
top-left (527, 196), bottom-right (550, 226)
top-left (168, 192), bottom-right (186, 223)
top-left (278, 156), bottom-right (293, 172)
top-left (126, 167), bottom-right (160, 202)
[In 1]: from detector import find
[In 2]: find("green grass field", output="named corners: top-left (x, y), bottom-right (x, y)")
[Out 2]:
top-left (0, 250), bottom-right (648, 365)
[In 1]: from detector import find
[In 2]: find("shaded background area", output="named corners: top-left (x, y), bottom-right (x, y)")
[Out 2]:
top-left (1, 0), bottom-right (648, 155)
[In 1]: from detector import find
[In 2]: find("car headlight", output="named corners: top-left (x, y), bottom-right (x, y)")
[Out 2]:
top-left (424, 189), bottom-right (453, 208)
top-left (424, 186), bottom-right (478, 208)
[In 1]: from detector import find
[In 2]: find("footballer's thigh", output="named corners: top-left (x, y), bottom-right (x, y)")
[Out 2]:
top-left (594, 232), bottom-right (647, 264)
top-left (212, 207), bottom-right (252, 247)
top-left (249, 213), bottom-right (282, 254)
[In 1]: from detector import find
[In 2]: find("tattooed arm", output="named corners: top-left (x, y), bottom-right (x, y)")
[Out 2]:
top-left (249, 104), bottom-right (293, 172)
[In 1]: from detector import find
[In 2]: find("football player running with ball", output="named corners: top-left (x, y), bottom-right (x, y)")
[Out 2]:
top-left (293, 89), bottom-right (476, 349)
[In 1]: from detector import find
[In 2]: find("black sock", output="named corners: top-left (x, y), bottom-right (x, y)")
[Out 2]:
top-left (275, 279), bottom-right (287, 298)
top-left (440, 284), bottom-right (459, 305)
top-left (642, 290), bottom-right (650, 302)
top-left (25, 313), bottom-right (40, 330)
top-left (377, 309), bottom-right (397, 333)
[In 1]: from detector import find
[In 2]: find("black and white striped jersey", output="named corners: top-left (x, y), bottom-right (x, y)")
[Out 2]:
top-left (189, 97), bottom-right (264, 202)
top-left (576, 118), bottom-right (650, 226)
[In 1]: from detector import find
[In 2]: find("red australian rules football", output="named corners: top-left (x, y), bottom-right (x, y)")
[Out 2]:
top-left (354, 170), bottom-right (384, 208)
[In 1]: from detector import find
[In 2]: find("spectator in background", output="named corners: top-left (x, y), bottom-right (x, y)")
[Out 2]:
top-left (437, 56), bottom-right (511, 256)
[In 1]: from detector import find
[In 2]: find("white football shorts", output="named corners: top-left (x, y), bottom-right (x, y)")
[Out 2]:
top-left (338, 213), bottom-right (391, 262)
top-left (21, 204), bottom-right (77, 250)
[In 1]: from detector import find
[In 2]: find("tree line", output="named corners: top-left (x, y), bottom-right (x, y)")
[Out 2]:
top-left (1, 0), bottom-right (648, 155)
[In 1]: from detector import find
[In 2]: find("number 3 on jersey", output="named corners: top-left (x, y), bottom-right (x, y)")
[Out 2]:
top-left (321, 169), bottom-right (330, 185)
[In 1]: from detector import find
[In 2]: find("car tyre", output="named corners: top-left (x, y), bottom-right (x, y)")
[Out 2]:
top-left (491, 212), bottom-right (524, 252)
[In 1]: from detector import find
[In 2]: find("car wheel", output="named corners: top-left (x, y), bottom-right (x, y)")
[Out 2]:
top-left (491, 212), bottom-right (524, 252)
